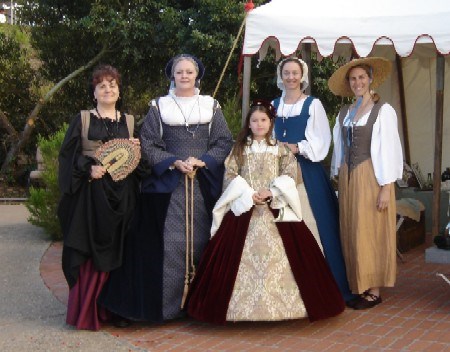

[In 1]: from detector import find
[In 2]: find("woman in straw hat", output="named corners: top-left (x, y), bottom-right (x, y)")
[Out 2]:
top-left (328, 57), bottom-right (403, 309)
top-left (272, 57), bottom-right (355, 304)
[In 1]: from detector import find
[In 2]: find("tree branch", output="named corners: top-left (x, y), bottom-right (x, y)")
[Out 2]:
top-left (0, 110), bottom-right (19, 141)
top-left (1, 46), bottom-right (108, 173)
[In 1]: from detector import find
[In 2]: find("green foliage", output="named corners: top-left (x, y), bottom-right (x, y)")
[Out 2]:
top-left (6, 0), bottom-right (346, 175)
top-left (26, 124), bottom-right (67, 240)
top-left (221, 94), bottom-right (242, 139)
top-left (0, 26), bottom-right (39, 165)
top-left (310, 55), bottom-right (353, 121)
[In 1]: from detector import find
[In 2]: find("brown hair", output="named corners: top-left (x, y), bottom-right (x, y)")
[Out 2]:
top-left (89, 65), bottom-right (121, 105)
top-left (230, 102), bottom-right (276, 168)
top-left (346, 64), bottom-right (380, 103)
top-left (279, 58), bottom-right (306, 91)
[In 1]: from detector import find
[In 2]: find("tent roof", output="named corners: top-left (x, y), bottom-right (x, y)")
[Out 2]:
top-left (242, 0), bottom-right (450, 58)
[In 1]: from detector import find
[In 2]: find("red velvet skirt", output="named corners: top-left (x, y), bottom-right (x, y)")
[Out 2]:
top-left (187, 209), bottom-right (345, 324)
top-left (66, 259), bottom-right (110, 330)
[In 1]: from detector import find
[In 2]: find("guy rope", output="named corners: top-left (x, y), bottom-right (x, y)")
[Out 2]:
top-left (212, 0), bottom-right (255, 98)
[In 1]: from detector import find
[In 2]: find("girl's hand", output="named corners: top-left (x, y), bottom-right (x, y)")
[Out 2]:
top-left (257, 188), bottom-right (272, 201)
top-left (253, 189), bottom-right (272, 204)
top-left (91, 165), bottom-right (106, 179)
top-left (377, 184), bottom-right (391, 211)
top-left (252, 192), bottom-right (265, 205)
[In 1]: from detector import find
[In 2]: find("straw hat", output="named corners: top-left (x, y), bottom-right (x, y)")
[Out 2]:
top-left (328, 57), bottom-right (392, 97)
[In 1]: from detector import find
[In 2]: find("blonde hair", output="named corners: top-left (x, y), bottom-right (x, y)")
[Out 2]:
top-left (171, 55), bottom-right (199, 78)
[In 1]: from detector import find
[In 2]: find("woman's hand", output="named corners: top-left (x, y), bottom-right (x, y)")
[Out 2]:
top-left (129, 137), bottom-right (140, 146)
top-left (280, 142), bottom-right (299, 154)
top-left (91, 165), bottom-right (106, 179)
top-left (377, 184), bottom-right (391, 211)
top-left (173, 160), bottom-right (193, 174)
top-left (186, 157), bottom-right (206, 168)
top-left (173, 157), bottom-right (205, 174)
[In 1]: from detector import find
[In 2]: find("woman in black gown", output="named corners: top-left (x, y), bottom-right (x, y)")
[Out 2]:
top-left (57, 65), bottom-right (140, 330)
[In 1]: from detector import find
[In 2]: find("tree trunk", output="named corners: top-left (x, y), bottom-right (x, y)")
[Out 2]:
top-left (0, 110), bottom-right (19, 141)
top-left (0, 47), bottom-right (107, 173)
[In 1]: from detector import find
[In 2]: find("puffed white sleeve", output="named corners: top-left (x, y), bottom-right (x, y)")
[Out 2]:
top-left (330, 116), bottom-right (343, 178)
top-left (370, 103), bottom-right (404, 185)
top-left (297, 98), bottom-right (331, 162)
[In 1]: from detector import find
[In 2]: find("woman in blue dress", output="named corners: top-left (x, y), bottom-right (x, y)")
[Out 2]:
top-left (272, 57), bottom-right (354, 302)
top-left (99, 54), bottom-right (233, 324)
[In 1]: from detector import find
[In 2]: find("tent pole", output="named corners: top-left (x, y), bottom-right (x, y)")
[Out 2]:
top-left (395, 55), bottom-right (411, 164)
top-left (432, 54), bottom-right (445, 238)
top-left (242, 56), bottom-right (252, 125)
top-left (303, 43), bottom-right (312, 95)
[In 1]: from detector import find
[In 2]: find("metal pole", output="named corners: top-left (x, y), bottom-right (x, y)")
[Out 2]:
top-left (242, 56), bottom-right (252, 125)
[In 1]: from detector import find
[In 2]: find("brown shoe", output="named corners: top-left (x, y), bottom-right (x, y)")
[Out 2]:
top-left (353, 293), bottom-right (382, 310)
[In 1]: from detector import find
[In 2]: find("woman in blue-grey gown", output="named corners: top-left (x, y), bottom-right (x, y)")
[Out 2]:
top-left (99, 54), bottom-right (233, 323)
top-left (272, 57), bottom-right (355, 303)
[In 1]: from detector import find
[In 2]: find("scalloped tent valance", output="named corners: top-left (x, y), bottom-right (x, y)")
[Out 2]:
top-left (242, 0), bottom-right (450, 59)
top-left (241, 0), bottom-right (450, 237)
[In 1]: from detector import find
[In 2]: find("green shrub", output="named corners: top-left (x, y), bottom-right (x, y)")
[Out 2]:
top-left (26, 124), bottom-right (68, 240)
top-left (221, 94), bottom-right (242, 139)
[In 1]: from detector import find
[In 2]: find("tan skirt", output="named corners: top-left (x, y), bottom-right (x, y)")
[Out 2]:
top-left (338, 159), bottom-right (397, 294)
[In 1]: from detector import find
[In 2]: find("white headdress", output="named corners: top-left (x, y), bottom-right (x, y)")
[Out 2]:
top-left (276, 57), bottom-right (309, 94)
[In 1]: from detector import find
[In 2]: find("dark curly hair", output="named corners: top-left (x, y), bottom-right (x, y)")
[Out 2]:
top-left (89, 64), bottom-right (122, 106)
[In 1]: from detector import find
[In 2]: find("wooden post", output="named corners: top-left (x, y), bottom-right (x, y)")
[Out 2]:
top-left (303, 43), bottom-right (312, 96)
top-left (395, 55), bottom-right (411, 165)
top-left (432, 54), bottom-right (445, 237)
top-left (242, 56), bottom-right (252, 125)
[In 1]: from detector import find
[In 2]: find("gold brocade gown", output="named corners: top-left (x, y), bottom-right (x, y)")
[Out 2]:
top-left (224, 142), bottom-right (319, 321)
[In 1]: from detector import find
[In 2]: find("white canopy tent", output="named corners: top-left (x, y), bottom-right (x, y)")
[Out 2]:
top-left (241, 0), bottom-right (450, 236)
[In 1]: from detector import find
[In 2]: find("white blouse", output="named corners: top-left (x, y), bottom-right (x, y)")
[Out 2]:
top-left (273, 97), bottom-right (331, 162)
top-left (157, 94), bottom-right (215, 125)
top-left (331, 103), bottom-right (403, 186)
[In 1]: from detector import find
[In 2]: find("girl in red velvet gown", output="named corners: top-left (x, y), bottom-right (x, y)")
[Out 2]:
top-left (187, 100), bottom-right (345, 324)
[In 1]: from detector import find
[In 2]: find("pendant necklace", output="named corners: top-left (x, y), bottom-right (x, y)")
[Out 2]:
top-left (172, 96), bottom-right (201, 138)
top-left (280, 93), bottom-right (303, 137)
top-left (96, 108), bottom-right (119, 139)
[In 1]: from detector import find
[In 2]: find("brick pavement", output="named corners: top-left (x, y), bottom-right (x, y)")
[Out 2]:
top-left (41, 242), bottom-right (450, 351)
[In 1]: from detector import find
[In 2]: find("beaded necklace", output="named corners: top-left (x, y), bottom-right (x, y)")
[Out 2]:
top-left (171, 96), bottom-right (201, 138)
top-left (244, 141), bottom-right (270, 190)
top-left (279, 93), bottom-right (303, 137)
top-left (96, 108), bottom-right (119, 139)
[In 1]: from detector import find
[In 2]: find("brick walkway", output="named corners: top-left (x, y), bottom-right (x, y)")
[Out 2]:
top-left (40, 242), bottom-right (450, 351)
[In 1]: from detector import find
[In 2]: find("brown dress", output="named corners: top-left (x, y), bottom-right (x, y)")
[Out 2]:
top-left (337, 102), bottom-right (397, 294)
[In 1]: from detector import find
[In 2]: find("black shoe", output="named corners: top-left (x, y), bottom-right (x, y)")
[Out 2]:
top-left (346, 296), bottom-right (362, 308)
top-left (346, 290), bottom-right (369, 308)
top-left (113, 317), bottom-right (132, 328)
top-left (353, 293), bottom-right (382, 310)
